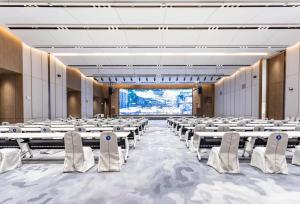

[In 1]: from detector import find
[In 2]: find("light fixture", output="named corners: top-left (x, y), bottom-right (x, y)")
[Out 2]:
top-left (53, 52), bottom-right (268, 57)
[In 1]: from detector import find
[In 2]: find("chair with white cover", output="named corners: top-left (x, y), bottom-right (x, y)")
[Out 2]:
top-left (41, 126), bottom-right (51, 133)
top-left (292, 146), bottom-right (300, 166)
top-left (9, 126), bottom-right (32, 158)
top-left (207, 132), bottom-right (240, 174)
top-left (188, 124), bottom-right (206, 152)
top-left (75, 126), bottom-right (86, 132)
top-left (274, 121), bottom-right (283, 127)
top-left (0, 148), bottom-right (21, 174)
top-left (98, 132), bottom-right (124, 172)
top-left (63, 131), bottom-right (95, 172)
top-left (1, 122), bottom-right (9, 126)
top-left (113, 126), bottom-right (124, 132)
top-left (250, 132), bottom-right (288, 174)
top-left (237, 121), bottom-right (246, 127)
top-left (205, 121), bottom-right (214, 127)
top-left (217, 125), bottom-right (230, 132)
top-left (243, 125), bottom-right (265, 157)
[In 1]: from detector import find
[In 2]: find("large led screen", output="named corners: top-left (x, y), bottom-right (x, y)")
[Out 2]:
top-left (119, 89), bottom-right (192, 115)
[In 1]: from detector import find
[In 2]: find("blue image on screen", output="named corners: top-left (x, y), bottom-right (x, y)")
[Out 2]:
top-left (119, 89), bottom-right (192, 115)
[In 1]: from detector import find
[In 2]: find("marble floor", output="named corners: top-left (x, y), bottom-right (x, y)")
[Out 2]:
top-left (1, 120), bottom-right (300, 204)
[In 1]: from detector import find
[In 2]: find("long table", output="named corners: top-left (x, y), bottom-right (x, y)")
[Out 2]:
top-left (194, 131), bottom-right (300, 160)
top-left (0, 132), bottom-right (131, 161)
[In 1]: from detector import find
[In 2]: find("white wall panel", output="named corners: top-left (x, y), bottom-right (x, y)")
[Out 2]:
top-left (215, 61), bottom-right (261, 118)
top-left (285, 44), bottom-right (300, 118)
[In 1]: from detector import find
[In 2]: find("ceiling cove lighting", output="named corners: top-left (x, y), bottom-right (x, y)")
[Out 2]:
top-left (53, 52), bottom-right (268, 57)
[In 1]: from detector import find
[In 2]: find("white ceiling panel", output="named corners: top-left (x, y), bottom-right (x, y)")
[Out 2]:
top-left (47, 30), bottom-right (94, 45)
top-left (162, 30), bottom-right (200, 45)
top-left (196, 30), bottom-right (237, 45)
top-left (11, 30), bottom-right (56, 46)
top-left (0, 7), bottom-right (76, 24)
top-left (115, 8), bottom-right (165, 24)
top-left (87, 30), bottom-right (128, 45)
top-left (65, 8), bottom-right (121, 24)
top-left (125, 30), bottom-right (162, 45)
top-left (164, 8), bottom-right (216, 24)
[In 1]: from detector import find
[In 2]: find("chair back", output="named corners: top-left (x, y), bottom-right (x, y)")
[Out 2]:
top-left (75, 126), bottom-right (86, 132)
top-left (274, 121), bottom-right (283, 127)
top-left (1, 122), bottom-right (9, 126)
top-left (64, 131), bottom-right (85, 170)
top-left (99, 132), bottom-right (120, 171)
top-left (9, 126), bottom-right (22, 133)
top-left (41, 126), bottom-right (51, 133)
top-left (254, 126), bottom-right (264, 131)
top-left (113, 126), bottom-right (124, 132)
top-left (264, 132), bottom-right (288, 172)
top-left (219, 132), bottom-right (240, 171)
top-left (217, 125), bottom-right (230, 132)
top-left (295, 126), bottom-right (300, 131)
top-left (205, 121), bottom-right (214, 127)
top-left (237, 121), bottom-right (246, 127)
top-left (265, 132), bottom-right (288, 156)
top-left (193, 124), bottom-right (206, 133)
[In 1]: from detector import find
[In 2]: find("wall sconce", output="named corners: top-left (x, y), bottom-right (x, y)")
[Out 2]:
top-left (289, 87), bottom-right (294, 91)
top-left (253, 75), bottom-right (257, 78)
top-left (57, 74), bottom-right (62, 78)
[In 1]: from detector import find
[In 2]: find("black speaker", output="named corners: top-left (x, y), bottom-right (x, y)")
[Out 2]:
top-left (109, 87), bottom-right (114, 95)
top-left (197, 86), bottom-right (202, 94)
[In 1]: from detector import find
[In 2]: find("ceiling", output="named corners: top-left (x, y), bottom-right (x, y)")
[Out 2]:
top-left (1, 0), bottom-right (300, 84)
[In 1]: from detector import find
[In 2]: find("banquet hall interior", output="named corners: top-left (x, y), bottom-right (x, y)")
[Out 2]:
top-left (1, 0), bottom-right (300, 203)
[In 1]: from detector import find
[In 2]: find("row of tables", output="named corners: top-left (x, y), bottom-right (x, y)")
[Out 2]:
top-left (167, 117), bottom-right (300, 160)
top-left (0, 118), bottom-right (149, 162)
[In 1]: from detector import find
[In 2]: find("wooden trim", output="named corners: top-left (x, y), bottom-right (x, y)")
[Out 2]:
top-left (258, 60), bottom-right (262, 119)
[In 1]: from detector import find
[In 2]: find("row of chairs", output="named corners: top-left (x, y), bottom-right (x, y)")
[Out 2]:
top-left (202, 132), bottom-right (300, 174)
top-left (0, 131), bottom-right (124, 174)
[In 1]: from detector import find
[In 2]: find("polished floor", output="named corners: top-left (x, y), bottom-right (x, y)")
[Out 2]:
top-left (1, 120), bottom-right (300, 204)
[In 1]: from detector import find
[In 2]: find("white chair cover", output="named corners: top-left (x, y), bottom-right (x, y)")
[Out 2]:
top-left (207, 132), bottom-right (240, 173)
top-left (41, 126), bottom-right (51, 133)
top-left (0, 148), bottom-right (21, 173)
top-left (9, 126), bottom-right (32, 158)
top-left (75, 126), bottom-right (86, 132)
top-left (98, 132), bottom-right (123, 172)
top-left (274, 121), bottom-right (283, 127)
top-left (63, 132), bottom-right (95, 172)
top-left (113, 126), bottom-right (124, 132)
top-left (189, 125), bottom-right (206, 152)
top-left (1, 122), bottom-right (9, 125)
top-left (250, 132), bottom-right (288, 174)
top-left (217, 125), bottom-right (230, 132)
top-left (292, 146), bottom-right (300, 166)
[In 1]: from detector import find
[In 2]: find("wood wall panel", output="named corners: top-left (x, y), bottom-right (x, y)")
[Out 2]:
top-left (66, 67), bottom-right (81, 91)
top-left (267, 52), bottom-right (285, 120)
top-left (67, 91), bottom-right (81, 118)
top-left (0, 74), bottom-right (23, 123)
top-left (201, 84), bottom-right (215, 117)
top-left (0, 27), bottom-right (23, 74)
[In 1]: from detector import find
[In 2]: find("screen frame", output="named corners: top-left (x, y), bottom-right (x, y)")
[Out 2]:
top-left (118, 88), bottom-right (194, 116)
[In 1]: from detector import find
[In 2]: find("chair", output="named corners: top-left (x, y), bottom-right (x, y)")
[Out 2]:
top-left (217, 125), bottom-right (230, 132)
top-left (207, 132), bottom-right (240, 174)
top-left (237, 121), bottom-right (246, 127)
top-left (205, 121), bottom-right (214, 127)
top-left (0, 148), bottom-right (21, 173)
top-left (9, 126), bottom-right (32, 158)
top-left (274, 121), bottom-right (283, 127)
top-left (292, 146), bottom-right (300, 166)
top-left (189, 125), bottom-right (206, 153)
top-left (75, 126), bottom-right (86, 132)
top-left (250, 132), bottom-right (288, 174)
top-left (243, 126), bottom-right (264, 157)
top-left (113, 126), bottom-right (124, 132)
top-left (41, 126), bottom-right (51, 133)
top-left (98, 132), bottom-right (124, 172)
top-left (1, 122), bottom-right (9, 126)
top-left (63, 132), bottom-right (95, 172)
top-left (295, 126), bottom-right (300, 131)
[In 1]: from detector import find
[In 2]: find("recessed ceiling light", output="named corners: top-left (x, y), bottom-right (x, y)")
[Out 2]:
top-left (53, 52), bottom-right (268, 57)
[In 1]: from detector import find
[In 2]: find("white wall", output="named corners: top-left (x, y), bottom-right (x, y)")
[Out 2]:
top-left (22, 44), bottom-right (49, 121)
top-left (215, 61), bottom-right (261, 118)
top-left (49, 54), bottom-right (67, 120)
top-left (285, 43), bottom-right (300, 118)
top-left (81, 76), bottom-right (93, 118)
